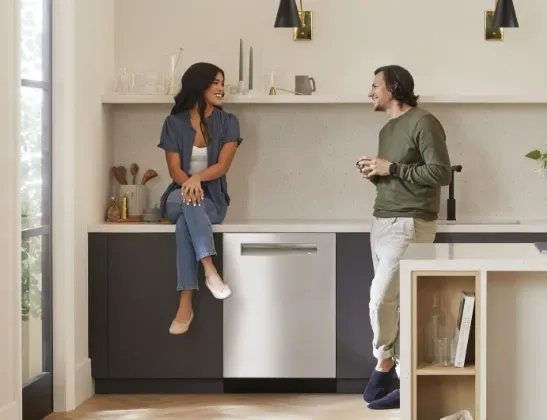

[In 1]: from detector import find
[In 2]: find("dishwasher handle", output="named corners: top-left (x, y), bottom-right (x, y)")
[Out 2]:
top-left (240, 243), bottom-right (318, 256)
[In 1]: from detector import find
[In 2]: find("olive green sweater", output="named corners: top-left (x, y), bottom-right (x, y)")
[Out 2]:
top-left (371, 107), bottom-right (452, 221)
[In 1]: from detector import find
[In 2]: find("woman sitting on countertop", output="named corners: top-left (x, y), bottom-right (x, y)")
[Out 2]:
top-left (158, 62), bottom-right (243, 335)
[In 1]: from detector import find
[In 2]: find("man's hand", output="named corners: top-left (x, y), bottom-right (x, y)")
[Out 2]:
top-left (182, 175), bottom-right (204, 205)
top-left (356, 156), bottom-right (373, 178)
top-left (357, 156), bottom-right (392, 177)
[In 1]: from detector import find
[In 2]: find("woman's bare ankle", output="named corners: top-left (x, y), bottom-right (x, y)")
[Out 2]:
top-left (174, 306), bottom-right (192, 323)
top-left (204, 268), bottom-right (218, 278)
top-left (201, 256), bottom-right (218, 277)
top-left (174, 290), bottom-right (193, 322)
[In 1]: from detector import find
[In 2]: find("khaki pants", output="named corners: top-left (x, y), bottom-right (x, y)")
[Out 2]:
top-left (369, 217), bottom-right (437, 363)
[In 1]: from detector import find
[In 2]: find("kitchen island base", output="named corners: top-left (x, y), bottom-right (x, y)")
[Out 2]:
top-left (400, 244), bottom-right (547, 420)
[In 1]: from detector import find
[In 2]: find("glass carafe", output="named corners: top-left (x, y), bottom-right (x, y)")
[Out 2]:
top-left (427, 292), bottom-right (453, 366)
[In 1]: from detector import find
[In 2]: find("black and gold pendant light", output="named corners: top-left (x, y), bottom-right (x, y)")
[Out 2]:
top-left (274, 0), bottom-right (301, 28)
top-left (493, 0), bottom-right (519, 28)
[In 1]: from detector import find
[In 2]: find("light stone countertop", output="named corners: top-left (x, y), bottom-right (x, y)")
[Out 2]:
top-left (400, 242), bottom-right (547, 272)
top-left (87, 218), bottom-right (547, 233)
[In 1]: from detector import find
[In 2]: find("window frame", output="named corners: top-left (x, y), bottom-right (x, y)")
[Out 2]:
top-left (20, 0), bottom-right (54, 417)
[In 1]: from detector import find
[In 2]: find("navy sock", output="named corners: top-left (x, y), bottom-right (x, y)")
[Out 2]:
top-left (362, 364), bottom-right (395, 403)
top-left (367, 388), bottom-right (400, 410)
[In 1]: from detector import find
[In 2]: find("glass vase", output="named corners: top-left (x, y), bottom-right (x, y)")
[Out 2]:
top-left (427, 292), bottom-right (453, 367)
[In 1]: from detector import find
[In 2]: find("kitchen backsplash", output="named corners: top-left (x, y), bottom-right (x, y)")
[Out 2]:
top-left (112, 103), bottom-right (547, 222)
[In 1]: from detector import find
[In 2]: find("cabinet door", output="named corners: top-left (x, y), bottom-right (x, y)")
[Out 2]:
top-left (106, 233), bottom-right (223, 379)
top-left (336, 233), bottom-right (376, 380)
top-left (89, 233), bottom-right (108, 378)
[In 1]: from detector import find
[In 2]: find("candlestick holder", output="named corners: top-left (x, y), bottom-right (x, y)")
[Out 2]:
top-left (268, 86), bottom-right (304, 95)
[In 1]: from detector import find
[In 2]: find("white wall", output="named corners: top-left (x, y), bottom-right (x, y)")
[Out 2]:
top-left (0, 1), bottom-right (22, 418)
top-left (114, 0), bottom-right (544, 96)
top-left (52, 0), bottom-right (113, 411)
top-left (109, 0), bottom-right (547, 222)
top-left (73, 0), bottom-right (113, 405)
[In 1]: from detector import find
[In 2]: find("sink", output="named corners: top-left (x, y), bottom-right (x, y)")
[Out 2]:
top-left (438, 220), bottom-right (521, 225)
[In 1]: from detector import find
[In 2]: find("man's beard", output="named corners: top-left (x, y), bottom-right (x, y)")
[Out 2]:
top-left (374, 104), bottom-right (384, 112)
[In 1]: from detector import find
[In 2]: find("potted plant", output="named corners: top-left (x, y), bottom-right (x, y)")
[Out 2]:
top-left (525, 143), bottom-right (547, 177)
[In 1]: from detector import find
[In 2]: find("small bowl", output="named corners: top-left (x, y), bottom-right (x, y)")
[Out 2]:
top-left (143, 213), bottom-right (161, 223)
top-left (144, 207), bottom-right (160, 215)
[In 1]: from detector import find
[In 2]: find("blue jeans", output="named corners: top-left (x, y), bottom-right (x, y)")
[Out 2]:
top-left (165, 188), bottom-right (226, 291)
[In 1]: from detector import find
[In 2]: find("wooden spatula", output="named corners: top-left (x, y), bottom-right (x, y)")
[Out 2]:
top-left (111, 166), bottom-right (126, 185)
top-left (117, 166), bottom-right (127, 184)
top-left (141, 169), bottom-right (158, 185)
top-left (130, 163), bottom-right (139, 184)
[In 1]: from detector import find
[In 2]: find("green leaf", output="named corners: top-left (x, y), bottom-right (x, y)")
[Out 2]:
top-left (525, 150), bottom-right (542, 160)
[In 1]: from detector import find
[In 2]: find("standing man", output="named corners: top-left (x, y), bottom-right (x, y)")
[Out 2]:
top-left (357, 65), bottom-right (452, 410)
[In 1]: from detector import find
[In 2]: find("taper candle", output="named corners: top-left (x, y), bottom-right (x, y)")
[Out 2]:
top-left (239, 38), bottom-right (243, 81)
top-left (248, 46), bottom-right (253, 90)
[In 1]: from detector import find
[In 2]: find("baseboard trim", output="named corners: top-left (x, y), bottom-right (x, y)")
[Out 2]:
top-left (0, 401), bottom-right (19, 420)
top-left (75, 358), bottom-right (93, 408)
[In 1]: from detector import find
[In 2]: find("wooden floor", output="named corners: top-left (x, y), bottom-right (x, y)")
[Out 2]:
top-left (45, 394), bottom-right (400, 420)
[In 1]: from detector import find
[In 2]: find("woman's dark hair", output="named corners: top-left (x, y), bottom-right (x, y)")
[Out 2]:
top-left (171, 62), bottom-right (225, 144)
top-left (374, 65), bottom-right (419, 107)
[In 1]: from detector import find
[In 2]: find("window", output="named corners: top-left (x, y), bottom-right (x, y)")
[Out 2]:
top-left (20, 0), bottom-right (53, 416)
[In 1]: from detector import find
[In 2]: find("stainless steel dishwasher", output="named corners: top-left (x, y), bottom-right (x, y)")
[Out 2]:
top-left (222, 233), bottom-right (336, 378)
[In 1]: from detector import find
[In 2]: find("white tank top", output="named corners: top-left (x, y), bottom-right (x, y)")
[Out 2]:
top-left (189, 146), bottom-right (208, 175)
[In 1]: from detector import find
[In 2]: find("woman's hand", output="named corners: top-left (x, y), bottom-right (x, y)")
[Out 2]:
top-left (182, 184), bottom-right (203, 206)
top-left (182, 175), bottom-right (204, 205)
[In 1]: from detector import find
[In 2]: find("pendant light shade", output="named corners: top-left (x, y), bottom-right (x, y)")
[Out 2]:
top-left (493, 0), bottom-right (519, 28)
top-left (274, 0), bottom-right (301, 28)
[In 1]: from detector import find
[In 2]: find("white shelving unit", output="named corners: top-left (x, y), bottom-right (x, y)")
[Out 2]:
top-left (101, 93), bottom-right (547, 105)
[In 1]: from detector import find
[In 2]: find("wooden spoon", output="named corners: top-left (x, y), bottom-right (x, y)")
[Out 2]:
top-left (130, 163), bottom-right (139, 184)
top-left (117, 166), bottom-right (127, 184)
top-left (141, 169), bottom-right (158, 185)
top-left (111, 166), bottom-right (126, 185)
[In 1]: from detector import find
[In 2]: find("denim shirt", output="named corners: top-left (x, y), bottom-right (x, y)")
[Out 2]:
top-left (157, 108), bottom-right (243, 219)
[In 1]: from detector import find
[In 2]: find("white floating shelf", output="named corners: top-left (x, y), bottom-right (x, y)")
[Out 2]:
top-left (101, 93), bottom-right (547, 105)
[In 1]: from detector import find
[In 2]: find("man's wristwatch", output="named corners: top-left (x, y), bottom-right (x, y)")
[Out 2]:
top-left (389, 162), bottom-right (398, 177)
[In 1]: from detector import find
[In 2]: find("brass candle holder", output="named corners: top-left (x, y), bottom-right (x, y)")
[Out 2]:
top-left (268, 86), bottom-right (304, 95)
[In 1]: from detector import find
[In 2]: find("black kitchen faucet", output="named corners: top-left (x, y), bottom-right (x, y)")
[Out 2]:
top-left (446, 165), bottom-right (463, 221)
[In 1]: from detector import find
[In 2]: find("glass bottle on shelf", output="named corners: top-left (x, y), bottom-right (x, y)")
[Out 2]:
top-left (427, 292), bottom-right (453, 366)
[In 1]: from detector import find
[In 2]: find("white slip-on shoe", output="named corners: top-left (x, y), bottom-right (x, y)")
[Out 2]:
top-left (205, 275), bottom-right (232, 300)
top-left (169, 311), bottom-right (194, 335)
